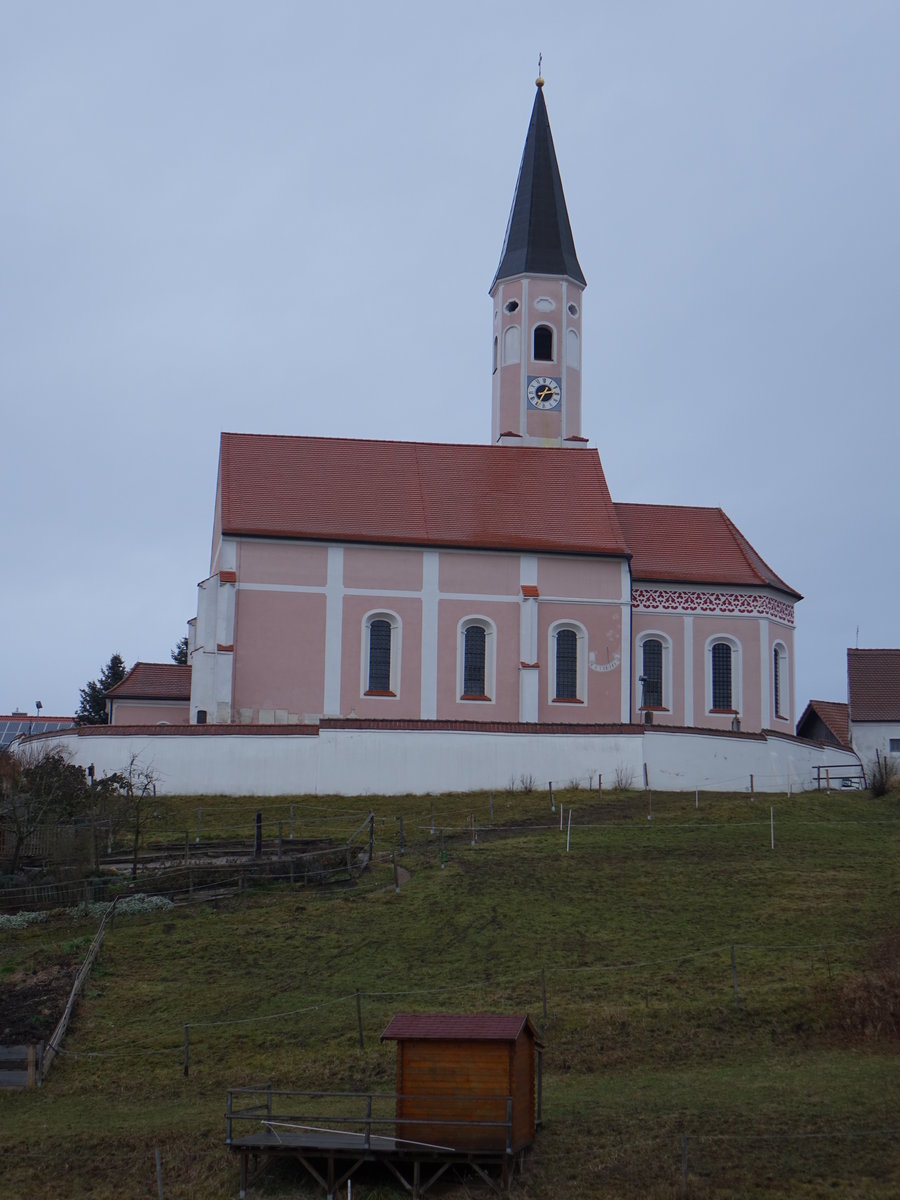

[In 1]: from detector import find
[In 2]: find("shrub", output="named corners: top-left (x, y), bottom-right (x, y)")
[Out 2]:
top-left (869, 750), bottom-right (898, 797)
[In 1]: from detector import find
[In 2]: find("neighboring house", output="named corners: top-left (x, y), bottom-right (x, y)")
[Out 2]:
top-left (187, 80), bottom-right (799, 736)
top-left (795, 699), bottom-right (851, 749)
top-left (846, 648), bottom-right (900, 765)
top-left (105, 663), bottom-right (192, 726)
top-left (0, 713), bottom-right (75, 751)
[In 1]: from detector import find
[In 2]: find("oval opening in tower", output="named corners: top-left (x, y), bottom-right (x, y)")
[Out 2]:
top-left (504, 299), bottom-right (519, 314)
top-left (567, 302), bottom-right (579, 317)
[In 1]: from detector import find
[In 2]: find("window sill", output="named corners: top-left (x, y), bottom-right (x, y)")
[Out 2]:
top-left (552, 697), bottom-right (584, 704)
top-left (460, 694), bottom-right (492, 702)
top-left (640, 706), bottom-right (670, 713)
top-left (364, 689), bottom-right (396, 698)
top-left (709, 709), bottom-right (739, 715)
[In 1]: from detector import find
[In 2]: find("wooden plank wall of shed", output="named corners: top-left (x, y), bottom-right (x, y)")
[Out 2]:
top-left (396, 1040), bottom-right (511, 1151)
top-left (510, 1034), bottom-right (535, 1148)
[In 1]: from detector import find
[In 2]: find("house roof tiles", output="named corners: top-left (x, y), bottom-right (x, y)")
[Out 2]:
top-left (795, 699), bottom-right (851, 748)
top-left (218, 433), bottom-right (628, 557)
top-left (847, 649), bottom-right (900, 722)
top-left (614, 502), bottom-right (800, 598)
top-left (105, 663), bottom-right (192, 702)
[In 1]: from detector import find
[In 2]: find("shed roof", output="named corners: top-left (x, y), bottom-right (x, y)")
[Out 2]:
top-left (218, 433), bottom-right (627, 558)
top-left (381, 1013), bottom-right (541, 1044)
top-left (614, 502), bottom-right (800, 598)
top-left (795, 699), bottom-right (851, 748)
top-left (847, 649), bottom-right (900, 722)
top-left (105, 663), bottom-right (192, 702)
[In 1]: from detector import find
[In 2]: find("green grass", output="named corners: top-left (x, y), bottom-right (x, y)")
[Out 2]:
top-left (1, 787), bottom-right (899, 1198)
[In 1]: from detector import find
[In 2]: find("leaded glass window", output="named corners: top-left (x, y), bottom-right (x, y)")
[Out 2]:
top-left (463, 625), bottom-right (486, 696)
top-left (555, 629), bottom-right (578, 699)
top-left (367, 619), bottom-right (392, 692)
top-left (711, 642), bottom-right (732, 710)
top-left (642, 639), bottom-right (663, 708)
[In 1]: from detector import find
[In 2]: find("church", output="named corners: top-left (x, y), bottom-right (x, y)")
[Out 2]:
top-left (186, 78), bottom-right (800, 739)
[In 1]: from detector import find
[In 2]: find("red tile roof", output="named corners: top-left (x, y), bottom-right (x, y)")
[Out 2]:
top-left (218, 434), bottom-right (628, 556)
top-left (614, 502), bottom-right (800, 597)
top-left (795, 699), bottom-right (851, 747)
top-left (105, 663), bottom-right (192, 701)
top-left (847, 649), bottom-right (900, 722)
top-left (381, 1013), bottom-right (539, 1043)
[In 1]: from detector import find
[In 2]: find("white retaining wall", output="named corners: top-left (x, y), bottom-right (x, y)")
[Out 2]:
top-left (18, 726), bottom-right (861, 797)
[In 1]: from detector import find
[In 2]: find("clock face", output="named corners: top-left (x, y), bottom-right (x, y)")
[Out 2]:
top-left (527, 375), bottom-right (562, 410)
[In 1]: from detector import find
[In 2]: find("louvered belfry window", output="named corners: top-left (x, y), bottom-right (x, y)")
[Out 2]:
top-left (368, 619), bottom-right (392, 692)
top-left (555, 629), bottom-right (578, 699)
top-left (711, 642), bottom-right (732, 710)
top-left (463, 625), bottom-right (487, 696)
top-left (642, 639), bottom-right (663, 708)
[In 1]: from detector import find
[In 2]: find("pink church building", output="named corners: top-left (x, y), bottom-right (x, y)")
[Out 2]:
top-left (188, 80), bottom-right (799, 739)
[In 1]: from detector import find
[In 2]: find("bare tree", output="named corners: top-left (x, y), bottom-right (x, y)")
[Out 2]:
top-left (0, 746), bottom-right (90, 872)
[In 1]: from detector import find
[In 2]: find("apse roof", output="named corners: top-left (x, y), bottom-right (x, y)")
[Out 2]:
top-left (491, 82), bottom-right (585, 289)
top-left (614, 502), bottom-right (801, 598)
top-left (217, 433), bottom-right (628, 557)
top-left (105, 663), bottom-right (192, 701)
top-left (847, 649), bottom-right (900, 722)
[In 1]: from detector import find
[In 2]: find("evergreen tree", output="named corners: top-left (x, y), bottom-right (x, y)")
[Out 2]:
top-left (75, 653), bottom-right (127, 725)
top-left (171, 636), bottom-right (189, 665)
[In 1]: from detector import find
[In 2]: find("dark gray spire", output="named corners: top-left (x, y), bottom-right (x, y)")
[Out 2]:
top-left (491, 82), bottom-right (586, 290)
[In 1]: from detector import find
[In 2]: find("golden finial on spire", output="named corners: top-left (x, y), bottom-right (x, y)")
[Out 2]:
top-left (536, 52), bottom-right (544, 87)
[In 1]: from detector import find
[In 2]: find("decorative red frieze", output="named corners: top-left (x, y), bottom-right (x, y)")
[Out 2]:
top-left (633, 587), bottom-right (794, 626)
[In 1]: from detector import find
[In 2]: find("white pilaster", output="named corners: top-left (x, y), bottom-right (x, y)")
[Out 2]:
top-left (519, 554), bottom-right (539, 721)
top-left (323, 547), bottom-right (344, 716)
top-left (420, 551), bottom-right (440, 719)
top-left (683, 615), bottom-right (694, 726)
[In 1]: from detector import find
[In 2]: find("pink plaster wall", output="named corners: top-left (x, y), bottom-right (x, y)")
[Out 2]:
top-left (232, 590), bottom-right (327, 719)
top-left (537, 600), bottom-right (622, 723)
top-left (344, 546), bottom-right (423, 591)
top-left (436, 599), bottom-right (520, 721)
top-left (339, 594), bottom-right (423, 717)
top-left (768, 623), bottom-right (795, 727)
top-left (692, 616), bottom-right (762, 732)
top-left (237, 541), bottom-right (328, 587)
top-left (538, 557), bottom-right (622, 600)
top-left (631, 613), bottom-right (686, 725)
top-left (439, 553), bottom-right (520, 597)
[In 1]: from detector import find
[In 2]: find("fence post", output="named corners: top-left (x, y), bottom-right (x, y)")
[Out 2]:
top-left (392, 852), bottom-right (400, 893)
top-left (566, 809), bottom-right (572, 852)
top-left (254, 812), bottom-right (262, 858)
top-left (549, 782), bottom-right (555, 813)
top-left (369, 813), bottom-right (375, 861)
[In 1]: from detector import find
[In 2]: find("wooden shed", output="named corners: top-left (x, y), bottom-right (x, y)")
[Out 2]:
top-left (381, 1013), bottom-right (543, 1154)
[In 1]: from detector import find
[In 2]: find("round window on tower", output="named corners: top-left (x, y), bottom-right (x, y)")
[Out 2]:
top-left (504, 299), bottom-right (519, 314)
top-left (567, 302), bottom-right (579, 317)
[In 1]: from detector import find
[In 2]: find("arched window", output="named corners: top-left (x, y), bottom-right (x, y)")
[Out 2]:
top-left (457, 618), bottom-right (495, 701)
top-left (463, 625), bottom-right (486, 696)
top-left (533, 324), bottom-right (553, 362)
top-left (362, 612), bottom-right (400, 697)
top-left (711, 642), bottom-right (733, 710)
top-left (555, 629), bottom-right (578, 699)
top-left (641, 638), bottom-right (663, 708)
top-left (773, 643), bottom-right (788, 719)
top-left (549, 621), bottom-right (587, 704)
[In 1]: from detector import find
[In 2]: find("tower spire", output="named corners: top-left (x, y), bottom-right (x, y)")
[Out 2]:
top-left (491, 81), bottom-right (585, 290)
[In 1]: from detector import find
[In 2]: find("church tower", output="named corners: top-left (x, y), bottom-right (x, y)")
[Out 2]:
top-left (490, 78), bottom-right (587, 447)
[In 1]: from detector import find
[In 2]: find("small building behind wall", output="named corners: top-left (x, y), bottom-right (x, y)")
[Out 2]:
top-left (847, 648), bottom-right (900, 768)
top-left (381, 1013), bottom-right (542, 1154)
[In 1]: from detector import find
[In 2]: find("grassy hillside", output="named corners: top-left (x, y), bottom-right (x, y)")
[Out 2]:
top-left (1, 786), bottom-right (898, 1198)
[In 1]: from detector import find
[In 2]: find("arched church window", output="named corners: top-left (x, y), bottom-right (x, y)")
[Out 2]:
top-left (533, 324), bottom-right (553, 362)
top-left (463, 625), bottom-right (487, 697)
top-left (641, 639), bottom-right (663, 708)
top-left (555, 629), bottom-right (578, 699)
top-left (363, 612), bottom-right (400, 697)
top-left (711, 642), bottom-right (733, 710)
top-left (567, 327), bottom-right (580, 370)
top-left (503, 325), bottom-right (521, 365)
top-left (773, 643), bottom-right (788, 719)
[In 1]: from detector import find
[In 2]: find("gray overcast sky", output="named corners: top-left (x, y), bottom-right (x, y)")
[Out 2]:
top-left (2, 1), bottom-right (898, 718)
